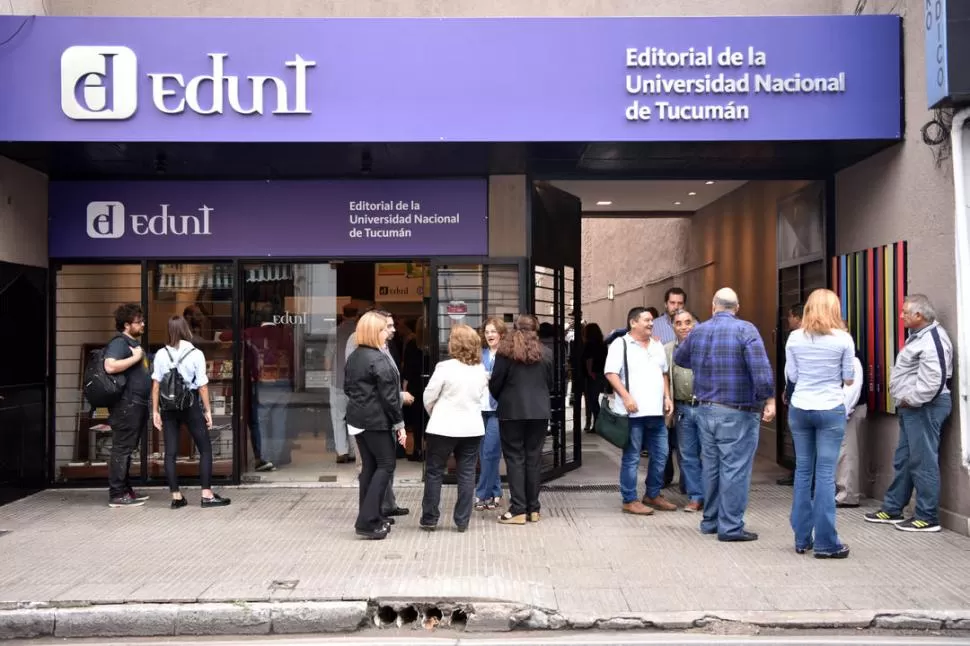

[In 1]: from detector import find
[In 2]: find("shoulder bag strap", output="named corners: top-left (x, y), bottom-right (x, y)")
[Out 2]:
top-left (930, 327), bottom-right (948, 399)
top-left (622, 338), bottom-right (629, 392)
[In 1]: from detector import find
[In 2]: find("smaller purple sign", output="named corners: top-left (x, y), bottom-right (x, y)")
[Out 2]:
top-left (48, 179), bottom-right (488, 258)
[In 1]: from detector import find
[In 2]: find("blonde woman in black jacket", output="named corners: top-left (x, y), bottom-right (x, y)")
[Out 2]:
top-left (344, 311), bottom-right (407, 540)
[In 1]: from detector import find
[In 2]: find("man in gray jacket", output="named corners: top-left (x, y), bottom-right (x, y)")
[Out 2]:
top-left (865, 294), bottom-right (953, 533)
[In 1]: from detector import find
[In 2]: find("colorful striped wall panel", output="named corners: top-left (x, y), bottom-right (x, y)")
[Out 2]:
top-left (831, 241), bottom-right (907, 414)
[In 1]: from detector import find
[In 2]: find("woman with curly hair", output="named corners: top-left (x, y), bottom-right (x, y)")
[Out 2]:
top-left (489, 314), bottom-right (554, 525)
top-left (419, 324), bottom-right (488, 532)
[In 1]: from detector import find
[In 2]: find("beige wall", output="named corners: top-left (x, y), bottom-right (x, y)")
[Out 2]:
top-left (834, 0), bottom-right (968, 531)
top-left (47, 0), bottom-right (841, 17)
top-left (0, 156), bottom-right (48, 269)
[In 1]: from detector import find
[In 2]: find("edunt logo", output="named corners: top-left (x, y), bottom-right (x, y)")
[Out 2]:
top-left (86, 201), bottom-right (125, 239)
top-left (85, 202), bottom-right (215, 239)
top-left (61, 46), bottom-right (138, 120)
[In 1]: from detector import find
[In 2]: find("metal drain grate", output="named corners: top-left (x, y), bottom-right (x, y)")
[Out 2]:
top-left (0, 530), bottom-right (10, 538)
top-left (540, 483), bottom-right (621, 492)
top-left (269, 579), bottom-right (299, 591)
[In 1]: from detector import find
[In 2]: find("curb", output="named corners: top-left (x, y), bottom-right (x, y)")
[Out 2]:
top-left (2, 600), bottom-right (970, 639)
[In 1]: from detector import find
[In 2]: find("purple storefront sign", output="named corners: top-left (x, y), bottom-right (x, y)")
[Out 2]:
top-left (0, 15), bottom-right (901, 143)
top-left (48, 180), bottom-right (488, 259)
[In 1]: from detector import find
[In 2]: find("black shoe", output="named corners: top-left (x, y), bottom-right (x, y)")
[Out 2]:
top-left (108, 494), bottom-right (145, 508)
top-left (895, 518), bottom-right (942, 533)
top-left (127, 488), bottom-right (150, 502)
top-left (776, 474), bottom-right (794, 486)
top-left (381, 517), bottom-right (395, 525)
top-left (171, 497), bottom-right (188, 509)
top-left (795, 543), bottom-right (813, 554)
top-left (864, 510), bottom-right (904, 524)
top-left (718, 531), bottom-right (759, 542)
top-left (254, 460), bottom-right (275, 472)
top-left (419, 523), bottom-right (437, 532)
top-left (455, 525), bottom-right (467, 533)
top-left (815, 544), bottom-right (850, 559)
top-left (336, 454), bottom-right (356, 464)
top-left (836, 501), bottom-right (860, 508)
top-left (386, 507), bottom-right (410, 517)
top-left (201, 493), bottom-right (231, 508)
top-left (356, 526), bottom-right (389, 540)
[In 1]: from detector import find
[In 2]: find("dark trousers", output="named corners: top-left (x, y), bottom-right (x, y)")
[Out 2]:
top-left (584, 381), bottom-right (602, 429)
top-left (421, 434), bottom-right (482, 528)
top-left (107, 401), bottom-right (148, 499)
top-left (162, 400), bottom-right (212, 492)
top-left (500, 419), bottom-right (547, 516)
top-left (664, 427), bottom-right (679, 488)
top-left (355, 430), bottom-right (397, 531)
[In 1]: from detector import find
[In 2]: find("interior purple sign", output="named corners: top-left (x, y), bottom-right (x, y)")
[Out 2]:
top-left (48, 180), bottom-right (488, 259)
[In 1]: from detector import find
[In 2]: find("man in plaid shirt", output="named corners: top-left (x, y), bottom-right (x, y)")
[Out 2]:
top-left (674, 287), bottom-right (776, 542)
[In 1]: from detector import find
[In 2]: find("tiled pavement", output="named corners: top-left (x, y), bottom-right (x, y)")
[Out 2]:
top-left (1, 442), bottom-right (970, 618)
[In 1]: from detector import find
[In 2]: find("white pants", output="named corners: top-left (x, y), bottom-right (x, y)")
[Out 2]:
top-left (836, 404), bottom-right (867, 505)
top-left (330, 387), bottom-right (354, 457)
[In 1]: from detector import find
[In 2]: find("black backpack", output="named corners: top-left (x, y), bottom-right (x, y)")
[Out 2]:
top-left (159, 347), bottom-right (198, 412)
top-left (82, 337), bottom-right (128, 408)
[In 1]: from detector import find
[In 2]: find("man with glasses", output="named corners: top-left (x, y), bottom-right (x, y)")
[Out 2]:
top-left (103, 303), bottom-right (152, 508)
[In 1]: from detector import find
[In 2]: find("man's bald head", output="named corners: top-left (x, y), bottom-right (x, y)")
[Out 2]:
top-left (713, 288), bottom-right (739, 312)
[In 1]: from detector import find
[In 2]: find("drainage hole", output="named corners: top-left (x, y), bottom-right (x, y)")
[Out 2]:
top-left (451, 608), bottom-right (468, 629)
top-left (399, 606), bottom-right (419, 625)
top-left (378, 605), bottom-right (398, 626)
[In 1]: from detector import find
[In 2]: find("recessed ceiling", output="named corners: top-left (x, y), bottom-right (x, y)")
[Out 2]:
top-left (549, 179), bottom-right (747, 213)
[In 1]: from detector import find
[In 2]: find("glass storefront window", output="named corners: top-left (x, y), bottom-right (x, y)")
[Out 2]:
top-left (54, 264), bottom-right (142, 483)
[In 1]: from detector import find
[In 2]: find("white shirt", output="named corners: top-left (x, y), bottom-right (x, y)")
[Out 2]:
top-left (843, 357), bottom-right (864, 419)
top-left (604, 334), bottom-right (667, 418)
top-left (423, 359), bottom-right (488, 438)
top-left (151, 340), bottom-right (208, 390)
top-left (785, 329), bottom-right (855, 411)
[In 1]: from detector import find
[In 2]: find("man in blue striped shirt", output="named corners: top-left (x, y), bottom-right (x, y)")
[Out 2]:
top-left (673, 287), bottom-right (776, 542)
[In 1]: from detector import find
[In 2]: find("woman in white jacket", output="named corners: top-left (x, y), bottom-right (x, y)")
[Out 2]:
top-left (419, 324), bottom-right (488, 532)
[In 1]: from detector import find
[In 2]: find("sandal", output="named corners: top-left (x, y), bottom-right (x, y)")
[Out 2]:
top-left (474, 498), bottom-right (487, 512)
top-left (498, 511), bottom-right (526, 525)
top-left (485, 497), bottom-right (499, 510)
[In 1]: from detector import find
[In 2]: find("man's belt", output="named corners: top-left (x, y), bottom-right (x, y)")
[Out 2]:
top-left (698, 400), bottom-right (761, 414)
top-left (675, 397), bottom-right (699, 407)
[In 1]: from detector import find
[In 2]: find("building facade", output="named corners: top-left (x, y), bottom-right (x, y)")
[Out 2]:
top-left (1, 0), bottom-right (964, 533)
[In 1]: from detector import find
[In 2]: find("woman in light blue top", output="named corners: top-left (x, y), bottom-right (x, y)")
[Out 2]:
top-left (474, 317), bottom-right (507, 511)
top-left (785, 289), bottom-right (855, 559)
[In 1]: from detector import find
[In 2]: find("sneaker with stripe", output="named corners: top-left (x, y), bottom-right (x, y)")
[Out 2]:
top-left (864, 510), bottom-right (903, 524)
top-left (895, 518), bottom-right (941, 533)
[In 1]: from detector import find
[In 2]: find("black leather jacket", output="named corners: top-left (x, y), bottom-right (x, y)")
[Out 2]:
top-left (344, 346), bottom-right (405, 432)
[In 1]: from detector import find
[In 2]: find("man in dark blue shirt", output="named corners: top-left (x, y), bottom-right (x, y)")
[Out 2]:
top-left (674, 288), bottom-right (776, 542)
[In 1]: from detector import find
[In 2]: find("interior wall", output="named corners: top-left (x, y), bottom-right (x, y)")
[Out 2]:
top-left (833, 1), bottom-right (968, 532)
top-left (0, 156), bottom-right (48, 268)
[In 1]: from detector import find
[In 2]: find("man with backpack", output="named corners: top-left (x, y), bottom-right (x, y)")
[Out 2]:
top-left (102, 303), bottom-right (152, 508)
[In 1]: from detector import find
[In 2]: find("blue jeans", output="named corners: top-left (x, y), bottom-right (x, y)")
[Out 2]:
top-left (475, 412), bottom-right (503, 500)
top-left (883, 393), bottom-right (951, 525)
top-left (789, 405), bottom-right (846, 553)
top-left (676, 405), bottom-right (704, 503)
top-left (695, 404), bottom-right (759, 538)
top-left (620, 416), bottom-right (667, 503)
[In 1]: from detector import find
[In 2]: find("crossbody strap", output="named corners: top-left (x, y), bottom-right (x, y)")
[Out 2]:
top-left (930, 327), bottom-right (948, 399)
top-left (168, 346), bottom-right (199, 386)
top-left (622, 338), bottom-right (629, 392)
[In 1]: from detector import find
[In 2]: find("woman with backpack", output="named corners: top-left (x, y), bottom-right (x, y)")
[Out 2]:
top-left (151, 315), bottom-right (231, 509)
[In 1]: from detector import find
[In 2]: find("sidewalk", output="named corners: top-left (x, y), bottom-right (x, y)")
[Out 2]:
top-left (2, 438), bottom-right (970, 639)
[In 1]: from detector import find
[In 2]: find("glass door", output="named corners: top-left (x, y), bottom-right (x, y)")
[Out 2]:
top-left (145, 261), bottom-right (236, 485)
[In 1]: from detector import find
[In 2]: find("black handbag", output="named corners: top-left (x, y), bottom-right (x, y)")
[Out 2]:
top-left (594, 338), bottom-right (630, 449)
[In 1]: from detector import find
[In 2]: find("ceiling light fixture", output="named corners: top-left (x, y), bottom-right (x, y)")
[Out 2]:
top-left (596, 200), bottom-right (613, 206)
top-left (688, 191), bottom-right (697, 196)
top-left (674, 201), bottom-right (682, 206)
top-left (705, 180), bottom-right (716, 185)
